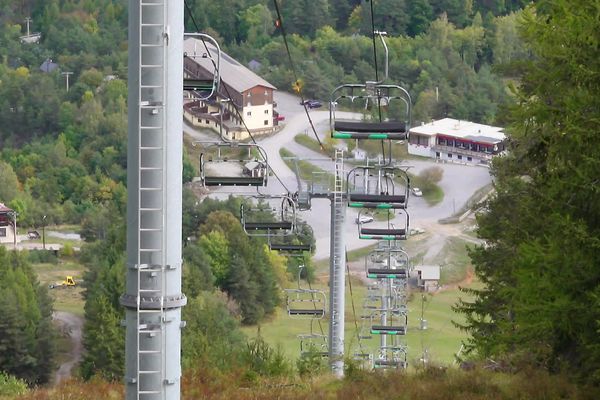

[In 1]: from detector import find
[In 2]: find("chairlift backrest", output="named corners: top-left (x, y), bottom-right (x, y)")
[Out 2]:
top-left (240, 195), bottom-right (296, 237)
top-left (347, 165), bottom-right (410, 209)
top-left (330, 83), bottom-right (412, 140)
top-left (196, 142), bottom-right (268, 188)
top-left (183, 33), bottom-right (221, 101)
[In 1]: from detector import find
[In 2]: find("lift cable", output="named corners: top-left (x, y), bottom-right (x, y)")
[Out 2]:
top-left (366, 0), bottom-right (388, 163)
top-left (346, 247), bottom-right (365, 355)
top-left (271, 0), bottom-right (328, 156)
top-left (305, 262), bottom-right (327, 345)
top-left (183, 0), bottom-right (291, 194)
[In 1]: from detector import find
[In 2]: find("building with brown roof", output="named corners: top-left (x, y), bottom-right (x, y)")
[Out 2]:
top-left (183, 38), bottom-right (281, 140)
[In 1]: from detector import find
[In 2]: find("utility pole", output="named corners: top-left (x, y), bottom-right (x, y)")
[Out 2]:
top-left (121, 1), bottom-right (185, 399)
top-left (24, 17), bottom-right (32, 36)
top-left (61, 72), bottom-right (73, 92)
top-left (42, 215), bottom-right (46, 250)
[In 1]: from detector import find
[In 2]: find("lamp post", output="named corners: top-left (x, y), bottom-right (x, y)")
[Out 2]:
top-left (42, 215), bottom-right (46, 250)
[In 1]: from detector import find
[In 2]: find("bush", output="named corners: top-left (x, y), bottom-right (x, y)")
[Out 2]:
top-left (0, 372), bottom-right (28, 396)
top-left (297, 345), bottom-right (328, 377)
top-left (26, 249), bottom-right (58, 264)
top-left (241, 337), bottom-right (292, 379)
top-left (59, 243), bottom-right (75, 257)
top-left (419, 166), bottom-right (444, 189)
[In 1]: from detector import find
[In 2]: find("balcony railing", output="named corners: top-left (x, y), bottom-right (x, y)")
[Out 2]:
top-left (432, 144), bottom-right (494, 160)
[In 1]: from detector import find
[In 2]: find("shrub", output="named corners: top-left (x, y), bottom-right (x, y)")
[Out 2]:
top-left (26, 249), bottom-right (58, 264)
top-left (0, 372), bottom-right (28, 396)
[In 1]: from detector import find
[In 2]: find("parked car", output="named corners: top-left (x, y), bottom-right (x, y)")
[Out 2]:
top-left (276, 114), bottom-right (285, 121)
top-left (300, 99), bottom-right (323, 109)
top-left (412, 187), bottom-right (423, 197)
top-left (355, 215), bottom-right (374, 224)
top-left (27, 230), bottom-right (41, 239)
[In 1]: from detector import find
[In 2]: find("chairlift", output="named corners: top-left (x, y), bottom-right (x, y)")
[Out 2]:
top-left (299, 329), bottom-right (329, 358)
top-left (330, 83), bottom-right (411, 141)
top-left (357, 210), bottom-right (409, 240)
top-left (240, 195), bottom-right (296, 236)
top-left (284, 264), bottom-right (327, 319)
top-left (347, 165), bottom-right (410, 209)
top-left (365, 245), bottom-right (410, 279)
top-left (196, 142), bottom-right (268, 187)
top-left (268, 223), bottom-right (313, 255)
top-left (183, 33), bottom-right (221, 101)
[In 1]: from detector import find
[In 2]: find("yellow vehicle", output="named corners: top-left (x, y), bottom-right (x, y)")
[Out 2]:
top-left (49, 276), bottom-right (77, 289)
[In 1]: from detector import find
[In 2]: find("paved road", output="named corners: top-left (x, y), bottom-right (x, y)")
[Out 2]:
top-left (53, 311), bottom-right (84, 385)
top-left (185, 91), bottom-right (492, 260)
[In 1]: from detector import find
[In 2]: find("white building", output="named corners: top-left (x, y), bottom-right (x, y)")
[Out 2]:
top-left (0, 203), bottom-right (16, 245)
top-left (408, 118), bottom-right (506, 165)
top-left (413, 265), bottom-right (441, 292)
top-left (183, 38), bottom-right (280, 140)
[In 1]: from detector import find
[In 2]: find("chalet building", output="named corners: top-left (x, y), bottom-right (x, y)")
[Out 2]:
top-left (413, 265), bottom-right (441, 292)
top-left (183, 38), bottom-right (280, 140)
top-left (0, 203), bottom-right (17, 245)
top-left (408, 118), bottom-right (506, 165)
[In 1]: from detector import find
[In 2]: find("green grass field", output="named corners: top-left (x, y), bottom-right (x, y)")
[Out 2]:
top-left (33, 262), bottom-right (85, 316)
top-left (242, 274), bottom-right (477, 367)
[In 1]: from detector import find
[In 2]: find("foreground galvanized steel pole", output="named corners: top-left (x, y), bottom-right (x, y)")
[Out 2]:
top-left (329, 150), bottom-right (346, 377)
top-left (122, 1), bottom-right (186, 399)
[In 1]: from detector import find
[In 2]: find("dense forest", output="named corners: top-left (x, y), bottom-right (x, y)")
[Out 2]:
top-left (0, 0), bottom-right (599, 394)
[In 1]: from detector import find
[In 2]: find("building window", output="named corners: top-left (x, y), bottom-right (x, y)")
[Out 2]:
top-left (205, 119), bottom-right (210, 124)
top-left (0, 228), bottom-right (6, 237)
top-left (448, 153), bottom-right (452, 159)
top-left (435, 152), bottom-right (440, 158)
top-left (467, 157), bottom-right (472, 162)
top-left (247, 92), bottom-right (251, 97)
top-left (198, 118), bottom-right (202, 123)
top-left (457, 155), bottom-right (463, 160)
top-left (246, 111), bottom-right (252, 116)
top-left (264, 120), bottom-right (268, 125)
top-left (264, 109), bottom-right (269, 114)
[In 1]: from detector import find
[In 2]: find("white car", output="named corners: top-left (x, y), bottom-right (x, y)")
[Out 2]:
top-left (412, 187), bottom-right (423, 197)
top-left (355, 215), bottom-right (374, 224)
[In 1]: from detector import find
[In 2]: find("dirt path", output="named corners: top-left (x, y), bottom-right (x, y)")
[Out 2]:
top-left (53, 311), bottom-right (84, 384)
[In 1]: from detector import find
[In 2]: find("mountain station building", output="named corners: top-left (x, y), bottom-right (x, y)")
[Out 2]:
top-left (408, 118), bottom-right (506, 165)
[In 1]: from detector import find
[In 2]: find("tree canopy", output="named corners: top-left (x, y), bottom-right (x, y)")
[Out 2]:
top-left (455, 0), bottom-right (600, 383)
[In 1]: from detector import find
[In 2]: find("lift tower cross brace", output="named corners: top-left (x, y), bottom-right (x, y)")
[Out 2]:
top-left (121, 1), bottom-right (186, 399)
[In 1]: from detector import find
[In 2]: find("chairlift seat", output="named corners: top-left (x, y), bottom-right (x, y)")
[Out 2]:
top-left (371, 325), bottom-right (406, 335)
top-left (360, 228), bottom-right (406, 240)
top-left (289, 309), bottom-right (325, 317)
top-left (367, 268), bottom-right (407, 279)
top-left (203, 176), bottom-right (266, 187)
top-left (269, 244), bottom-right (312, 252)
top-left (333, 121), bottom-right (407, 140)
top-left (244, 221), bottom-right (293, 231)
top-left (301, 351), bottom-right (329, 358)
top-left (374, 360), bottom-right (406, 368)
top-left (183, 78), bottom-right (215, 92)
top-left (348, 193), bottom-right (406, 209)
